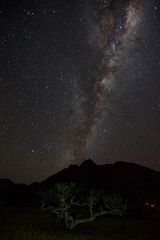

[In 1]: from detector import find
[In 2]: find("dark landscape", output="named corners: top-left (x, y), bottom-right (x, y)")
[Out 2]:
top-left (1, 160), bottom-right (160, 239)
top-left (0, 0), bottom-right (160, 239)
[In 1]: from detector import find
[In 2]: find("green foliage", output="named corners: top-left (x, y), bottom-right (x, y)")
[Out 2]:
top-left (39, 183), bottom-right (127, 229)
top-left (0, 223), bottom-right (141, 240)
top-left (102, 193), bottom-right (127, 216)
top-left (0, 212), bottom-right (157, 240)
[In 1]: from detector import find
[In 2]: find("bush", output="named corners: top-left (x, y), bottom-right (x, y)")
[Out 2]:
top-left (39, 183), bottom-right (127, 229)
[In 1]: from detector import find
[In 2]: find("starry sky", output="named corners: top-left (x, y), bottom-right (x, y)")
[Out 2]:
top-left (0, 0), bottom-right (160, 184)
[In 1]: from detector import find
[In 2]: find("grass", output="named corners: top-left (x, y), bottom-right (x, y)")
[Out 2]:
top-left (0, 207), bottom-right (160, 240)
top-left (0, 224), bottom-right (141, 240)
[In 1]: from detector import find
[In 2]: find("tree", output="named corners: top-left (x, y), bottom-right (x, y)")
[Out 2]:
top-left (39, 183), bottom-right (127, 229)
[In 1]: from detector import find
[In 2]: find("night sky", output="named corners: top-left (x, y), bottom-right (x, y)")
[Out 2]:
top-left (0, 0), bottom-right (160, 184)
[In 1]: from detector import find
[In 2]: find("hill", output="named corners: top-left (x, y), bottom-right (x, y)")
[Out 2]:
top-left (38, 160), bottom-right (160, 201)
top-left (1, 160), bottom-right (160, 205)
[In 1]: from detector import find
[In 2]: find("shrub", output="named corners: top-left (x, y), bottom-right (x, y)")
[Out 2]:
top-left (39, 183), bottom-right (127, 229)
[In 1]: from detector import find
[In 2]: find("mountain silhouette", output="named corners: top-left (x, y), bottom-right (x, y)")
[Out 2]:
top-left (38, 160), bottom-right (160, 201)
top-left (1, 160), bottom-right (160, 205)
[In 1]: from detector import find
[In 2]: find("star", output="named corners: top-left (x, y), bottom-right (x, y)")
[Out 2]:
top-left (0, 0), bottom-right (160, 183)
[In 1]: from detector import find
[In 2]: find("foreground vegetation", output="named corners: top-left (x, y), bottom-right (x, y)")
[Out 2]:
top-left (0, 180), bottom-right (159, 240)
top-left (40, 183), bottom-right (127, 229)
top-left (0, 222), bottom-right (151, 240)
top-left (0, 207), bottom-right (160, 240)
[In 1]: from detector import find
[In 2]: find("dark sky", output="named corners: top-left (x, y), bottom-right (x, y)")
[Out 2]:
top-left (0, 0), bottom-right (160, 184)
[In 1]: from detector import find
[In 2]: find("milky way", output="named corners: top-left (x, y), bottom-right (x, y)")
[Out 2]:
top-left (71, 0), bottom-right (144, 162)
top-left (0, 0), bottom-right (160, 183)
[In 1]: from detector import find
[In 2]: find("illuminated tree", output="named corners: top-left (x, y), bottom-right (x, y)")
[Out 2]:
top-left (40, 182), bottom-right (126, 229)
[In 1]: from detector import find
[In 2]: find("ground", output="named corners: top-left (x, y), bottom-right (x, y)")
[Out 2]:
top-left (0, 206), bottom-right (160, 240)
